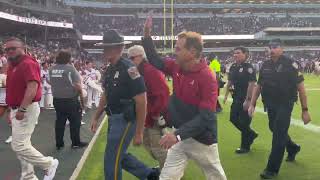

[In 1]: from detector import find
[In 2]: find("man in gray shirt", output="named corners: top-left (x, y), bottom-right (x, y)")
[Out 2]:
top-left (49, 50), bottom-right (87, 150)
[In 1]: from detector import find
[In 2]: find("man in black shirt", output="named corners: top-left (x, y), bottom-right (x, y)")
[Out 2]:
top-left (224, 47), bottom-right (258, 154)
top-left (249, 39), bottom-right (311, 179)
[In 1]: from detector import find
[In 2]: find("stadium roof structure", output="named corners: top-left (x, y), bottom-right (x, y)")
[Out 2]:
top-left (264, 27), bottom-right (320, 32)
top-left (80, 0), bottom-right (320, 4)
top-left (65, 0), bottom-right (320, 9)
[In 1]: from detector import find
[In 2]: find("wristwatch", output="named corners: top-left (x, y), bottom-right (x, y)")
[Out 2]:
top-left (302, 107), bottom-right (308, 112)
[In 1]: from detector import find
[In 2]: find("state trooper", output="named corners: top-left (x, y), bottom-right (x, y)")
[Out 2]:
top-left (90, 30), bottom-right (159, 180)
top-left (248, 39), bottom-right (311, 179)
top-left (223, 47), bottom-right (258, 154)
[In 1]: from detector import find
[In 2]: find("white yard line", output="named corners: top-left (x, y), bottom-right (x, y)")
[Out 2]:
top-left (219, 96), bottom-right (320, 134)
top-left (69, 116), bottom-right (107, 180)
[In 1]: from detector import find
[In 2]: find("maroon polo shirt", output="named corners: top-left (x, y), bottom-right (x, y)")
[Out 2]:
top-left (140, 62), bottom-right (170, 128)
top-left (6, 55), bottom-right (42, 107)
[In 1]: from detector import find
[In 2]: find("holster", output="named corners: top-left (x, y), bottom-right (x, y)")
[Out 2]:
top-left (120, 99), bottom-right (136, 122)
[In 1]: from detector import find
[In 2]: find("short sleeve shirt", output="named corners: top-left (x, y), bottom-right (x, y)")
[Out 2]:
top-left (103, 58), bottom-right (146, 111)
top-left (228, 62), bottom-right (256, 100)
top-left (49, 64), bottom-right (81, 98)
top-left (6, 55), bottom-right (42, 106)
top-left (258, 55), bottom-right (304, 103)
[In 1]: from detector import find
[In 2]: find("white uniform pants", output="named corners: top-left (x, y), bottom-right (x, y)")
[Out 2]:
top-left (40, 93), bottom-right (53, 109)
top-left (87, 86), bottom-right (101, 108)
top-left (160, 138), bottom-right (227, 180)
top-left (11, 103), bottom-right (53, 180)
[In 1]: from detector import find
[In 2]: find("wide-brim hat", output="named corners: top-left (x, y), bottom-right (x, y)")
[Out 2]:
top-left (94, 29), bottom-right (132, 47)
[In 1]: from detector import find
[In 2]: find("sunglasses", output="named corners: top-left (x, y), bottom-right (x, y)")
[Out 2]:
top-left (4, 47), bottom-right (19, 52)
top-left (129, 55), bottom-right (141, 60)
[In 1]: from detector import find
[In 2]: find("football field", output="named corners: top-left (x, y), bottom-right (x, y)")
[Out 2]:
top-left (77, 74), bottom-right (320, 180)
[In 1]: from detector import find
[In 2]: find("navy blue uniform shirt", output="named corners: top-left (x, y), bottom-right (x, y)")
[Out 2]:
top-left (258, 55), bottom-right (304, 105)
top-left (103, 58), bottom-right (146, 112)
top-left (228, 62), bottom-right (257, 101)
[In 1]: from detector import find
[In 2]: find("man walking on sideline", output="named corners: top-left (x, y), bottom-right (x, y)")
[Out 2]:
top-left (5, 37), bottom-right (58, 180)
top-left (49, 50), bottom-right (88, 150)
top-left (223, 47), bottom-right (258, 154)
top-left (248, 39), bottom-right (311, 179)
top-left (142, 16), bottom-right (227, 180)
top-left (90, 30), bottom-right (160, 180)
top-left (128, 45), bottom-right (170, 169)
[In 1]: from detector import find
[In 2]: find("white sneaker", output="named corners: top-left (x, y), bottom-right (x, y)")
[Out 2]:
top-left (81, 121), bottom-right (86, 125)
top-left (44, 159), bottom-right (59, 180)
top-left (5, 136), bottom-right (12, 144)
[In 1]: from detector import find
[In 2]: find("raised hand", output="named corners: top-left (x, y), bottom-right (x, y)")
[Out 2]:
top-left (144, 15), bottom-right (153, 37)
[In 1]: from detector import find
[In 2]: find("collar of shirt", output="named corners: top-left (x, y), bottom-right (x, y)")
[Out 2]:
top-left (270, 55), bottom-right (286, 65)
top-left (110, 57), bottom-right (123, 68)
top-left (10, 54), bottom-right (37, 67)
top-left (182, 58), bottom-right (208, 73)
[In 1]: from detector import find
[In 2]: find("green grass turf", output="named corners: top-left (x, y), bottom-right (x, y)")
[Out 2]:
top-left (77, 74), bottom-right (320, 180)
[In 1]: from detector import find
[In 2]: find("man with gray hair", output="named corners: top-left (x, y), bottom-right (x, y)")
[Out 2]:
top-left (128, 45), bottom-right (170, 169)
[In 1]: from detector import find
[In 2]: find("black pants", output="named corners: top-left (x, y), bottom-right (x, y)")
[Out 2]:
top-left (230, 99), bottom-right (256, 149)
top-left (53, 97), bottom-right (82, 147)
top-left (265, 102), bottom-right (298, 173)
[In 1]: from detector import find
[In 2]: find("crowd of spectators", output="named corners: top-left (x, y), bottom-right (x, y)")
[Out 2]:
top-left (74, 12), bottom-right (319, 35)
top-left (0, 1), bottom-right (73, 23)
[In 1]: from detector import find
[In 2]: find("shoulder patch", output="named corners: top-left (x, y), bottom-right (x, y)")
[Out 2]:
top-left (292, 62), bottom-right (299, 69)
top-left (248, 67), bottom-right (253, 74)
top-left (128, 66), bottom-right (141, 80)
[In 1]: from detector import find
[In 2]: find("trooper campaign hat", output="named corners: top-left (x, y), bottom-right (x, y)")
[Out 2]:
top-left (95, 29), bottom-right (132, 47)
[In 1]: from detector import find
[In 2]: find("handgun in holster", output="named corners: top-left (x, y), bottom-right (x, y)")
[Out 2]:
top-left (120, 99), bottom-right (136, 122)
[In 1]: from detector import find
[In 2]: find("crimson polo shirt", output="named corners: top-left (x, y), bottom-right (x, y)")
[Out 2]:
top-left (6, 55), bottom-right (42, 107)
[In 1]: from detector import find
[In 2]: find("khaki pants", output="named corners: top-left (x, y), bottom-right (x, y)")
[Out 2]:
top-left (160, 139), bottom-right (227, 180)
top-left (11, 103), bottom-right (53, 180)
top-left (143, 124), bottom-right (167, 169)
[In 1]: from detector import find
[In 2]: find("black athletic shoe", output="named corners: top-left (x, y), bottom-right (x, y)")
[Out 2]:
top-left (71, 142), bottom-right (88, 149)
top-left (286, 145), bottom-right (301, 162)
top-left (147, 167), bottom-right (160, 180)
top-left (260, 170), bottom-right (278, 179)
top-left (235, 148), bottom-right (250, 154)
